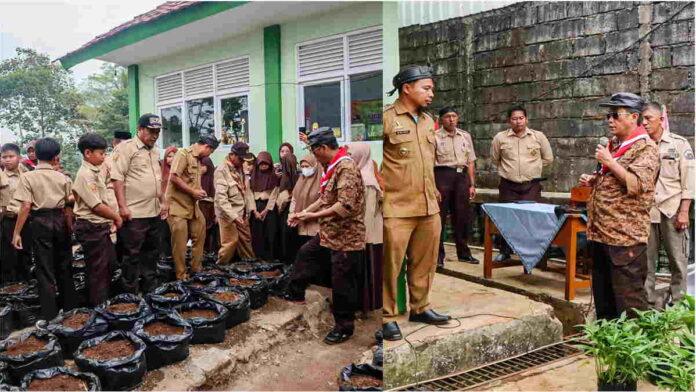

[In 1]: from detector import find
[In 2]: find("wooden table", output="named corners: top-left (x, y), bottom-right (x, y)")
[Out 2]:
top-left (483, 214), bottom-right (591, 301)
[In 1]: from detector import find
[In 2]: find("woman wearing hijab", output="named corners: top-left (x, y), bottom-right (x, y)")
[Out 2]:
top-left (249, 151), bottom-right (281, 261)
top-left (276, 153), bottom-right (300, 263)
top-left (287, 155), bottom-right (322, 242)
top-left (160, 146), bottom-right (178, 260)
top-left (348, 143), bottom-right (383, 312)
top-left (199, 156), bottom-right (219, 260)
top-left (275, 142), bottom-right (295, 177)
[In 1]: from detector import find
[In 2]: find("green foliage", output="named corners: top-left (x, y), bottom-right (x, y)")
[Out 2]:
top-left (78, 62), bottom-right (129, 144)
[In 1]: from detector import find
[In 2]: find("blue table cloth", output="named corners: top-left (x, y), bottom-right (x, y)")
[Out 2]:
top-left (481, 202), bottom-right (587, 273)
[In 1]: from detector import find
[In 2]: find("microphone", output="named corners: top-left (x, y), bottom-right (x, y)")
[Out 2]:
top-left (595, 137), bottom-right (610, 172)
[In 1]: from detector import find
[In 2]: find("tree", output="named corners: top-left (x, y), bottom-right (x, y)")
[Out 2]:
top-left (79, 63), bottom-right (129, 144)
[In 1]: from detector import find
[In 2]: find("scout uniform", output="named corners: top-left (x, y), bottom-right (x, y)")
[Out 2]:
top-left (73, 160), bottom-right (116, 306)
top-left (214, 158), bottom-right (255, 264)
top-left (0, 164), bottom-right (32, 284)
top-left (166, 145), bottom-right (206, 279)
top-left (382, 98), bottom-right (442, 323)
top-left (645, 130), bottom-right (694, 305)
top-left (14, 162), bottom-right (77, 320)
top-left (110, 136), bottom-right (162, 294)
top-left (434, 127), bottom-right (477, 264)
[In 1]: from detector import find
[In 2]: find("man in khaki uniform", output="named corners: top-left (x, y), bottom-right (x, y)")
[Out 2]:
top-left (435, 106), bottom-right (478, 267)
top-left (642, 102), bottom-right (694, 307)
top-left (101, 131), bottom-right (130, 284)
top-left (382, 66), bottom-right (451, 341)
top-left (166, 134), bottom-right (219, 280)
top-left (0, 143), bottom-right (31, 283)
top-left (111, 114), bottom-right (168, 294)
top-left (214, 142), bottom-right (255, 264)
top-left (490, 106), bottom-right (553, 262)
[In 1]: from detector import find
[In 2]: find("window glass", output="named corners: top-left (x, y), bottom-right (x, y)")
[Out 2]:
top-left (160, 106), bottom-right (183, 148)
top-left (220, 95), bottom-right (249, 145)
top-left (303, 81), bottom-right (343, 140)
top-left (186, 97), bottom-right (215, 143)
top-left (350, 71), bottom-right (383, 142)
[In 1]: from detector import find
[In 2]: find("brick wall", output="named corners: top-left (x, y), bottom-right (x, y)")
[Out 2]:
top-left (399, 1), bottom-right (694, 191)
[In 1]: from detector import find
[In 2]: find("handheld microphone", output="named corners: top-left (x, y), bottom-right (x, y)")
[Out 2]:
top-left (595, 137), bottom-right (610, 172)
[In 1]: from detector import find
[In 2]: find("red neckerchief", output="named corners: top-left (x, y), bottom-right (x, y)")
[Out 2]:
top-left (598, 125), bottom-right (649, 175)
top-left (320, 146), bottom-right (351, 194)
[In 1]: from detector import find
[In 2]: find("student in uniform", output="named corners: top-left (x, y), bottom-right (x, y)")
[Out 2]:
top-left (72, 133), bottom-right (123, 306)
top-left (249, 151), bottom-right (280, 261)
top-left (0, 143), bottom-right (31, 284)
top-left (12, 137), bottom-right (77, 320)
top-left (199, 156), bottom-right (219, 259)
top-left (276, 153), bottom-right (299, 264)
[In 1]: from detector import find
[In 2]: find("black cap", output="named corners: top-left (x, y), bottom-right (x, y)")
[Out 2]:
top-left (198, 134), bottom-right (220, 150)
top-left (307, 127), bottom-right (336, 147)
top-left (598, 93), bottom-right (645, 111)
top-left (114, 131), bottom-right (132, 140)
top-left (230, 142), bottom-right (253, 160)
top-left (388, 65), bottom-right (434, 96)
top-left (137, 113), bottom-right (162, 129)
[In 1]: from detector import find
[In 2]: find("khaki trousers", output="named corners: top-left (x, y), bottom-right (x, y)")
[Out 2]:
top-left (646, 213), bottom-right (690, 305)
top-left (217, 217), bottom-right (255, 265)
top-left (383, 213), bottom-right (441, 321)
top-left (168, 210), bottom-right (206, 280)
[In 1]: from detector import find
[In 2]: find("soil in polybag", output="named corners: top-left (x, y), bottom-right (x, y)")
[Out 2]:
top-left (96, 294), bottom-right (151, 331)
top-left (47, 308), bottom-right (109, 360)
top-left (0, 281), bottom-right (34, 298)
top-left (202, 288), bottom-right (251, 328)
top-left (21, 366), bottom-right (101, 391)
top-left (338, 363), bottom-right (383, 391)
top-left (174, 301), bottom-right (228, 344)
top-left (0, 305), bottom-right (14, 340)
top-left (182, 276), bottom-right (221, 295)
top-left (146, 282), bottom-right (191, 312)
top-left (254, 264), bottom-right (291, 297)
top-left (0, 330), bottom-right (64, 385)
top-left (133, 312), bottom-right (192, 370)
top-left (198, 265), bottom-right (233, 279)
top-left (74, 330), bottom-right (147, 391)
top-left (223, 277), bottom-right (268, 309)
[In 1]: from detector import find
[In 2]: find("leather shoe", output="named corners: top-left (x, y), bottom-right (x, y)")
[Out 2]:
top-left (324, 329), bottom-right (353, 345)
top-left (459, 255), bottom-right (480, 264)
top-left (382, 321), bottom-right (403, 341)
top-left (409, 309), bottom-right (451, 325)
top-left (493, 252), bottom-right (511, 263)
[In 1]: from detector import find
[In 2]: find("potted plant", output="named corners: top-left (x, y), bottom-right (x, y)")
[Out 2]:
top-left (649, 330), bottom-right (694, 392)
top-left (577, 313), bottom-right (655, 391)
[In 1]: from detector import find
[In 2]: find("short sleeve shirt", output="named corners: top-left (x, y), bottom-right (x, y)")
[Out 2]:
top-left (13, 163), bottom-right (72, 210)
top-left (490, 128), bottom-right (554, 183)
top-left (435, 128), bottom-right (476, 168)
top-left (110, 138), bottom-right (162, 218)
top-left (319, 159), bottom-right (366, 252)
top-left (166, 146), bottom-right (202, 219)
top-left (651, 130), bottom-right (695, 222)
top-left (73, 160), bottom-right (113, 224)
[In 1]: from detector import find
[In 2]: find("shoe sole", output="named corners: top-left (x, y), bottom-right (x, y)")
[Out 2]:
top-left (408, 318), bottom-right (451, 325)
top-left (383, 334), bottom-right (403, 341)
top-left (323, 336), bottom-right (352, 345)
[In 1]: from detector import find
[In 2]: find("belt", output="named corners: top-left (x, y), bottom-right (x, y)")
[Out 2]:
top-left (502, 177), bottom-right (546, 185)
top-left (435, 166), bottom-right (467, 173)
top-left (30, 208), bottom-right (63, 216)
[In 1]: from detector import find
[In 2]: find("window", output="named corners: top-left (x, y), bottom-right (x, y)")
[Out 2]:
top-left (155, 56), bottom-right (250, 149)
top-left (297, 26), bottom-right (382, 143)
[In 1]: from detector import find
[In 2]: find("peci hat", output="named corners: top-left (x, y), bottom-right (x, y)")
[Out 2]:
top-left (598, 93), bottom-right (645, 111)
top-left (307, 127), bottom-right (337, 147)
top-left (137, 113), bottom-right (162, 129)
top-left (198, 134), bottom-right (220, 150)
top-left (388, 65), bottom-right (434, 96)
top-left (230, 142), bottom-right (253, 160)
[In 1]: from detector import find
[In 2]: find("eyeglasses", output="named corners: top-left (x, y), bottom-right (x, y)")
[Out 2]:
top-left (605, 112), bottom-right (633, 120)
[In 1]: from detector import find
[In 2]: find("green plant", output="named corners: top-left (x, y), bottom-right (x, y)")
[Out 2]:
top-left (650, 330), bottom-right (695, 392)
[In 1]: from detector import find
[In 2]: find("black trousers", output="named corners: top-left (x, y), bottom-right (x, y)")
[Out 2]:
top-left (435, 168), bottom-right (473, 262)
top-left (1, 216), bottom-right (32, 284)
top-left (590, 241), bottom-right (649, 320)
top-left (159, 218), bottom-right (172, 259)
top-left (31, 209), bottom-right (77, 320)
top-left (496, 178), bottom-right (542, 255)
top-left (117, 217), bottom-right (160, 294)
top-left (278, 208), bottom-right (300, 264)
top-left (289, 235), bottom-right (362, 333)
top-left (251, 199), bottom-right (278, 261)
top-left (75, 219), bottom-right (114, 306)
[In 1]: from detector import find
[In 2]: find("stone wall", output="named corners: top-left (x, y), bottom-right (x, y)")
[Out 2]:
top-left (399, 1), bottom-right (694, 191)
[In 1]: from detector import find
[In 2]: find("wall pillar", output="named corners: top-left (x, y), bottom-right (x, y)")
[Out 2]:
top-left (264, 25), bottom-right (282, 160)
top-left (128, 64), bottom-right (140, 134)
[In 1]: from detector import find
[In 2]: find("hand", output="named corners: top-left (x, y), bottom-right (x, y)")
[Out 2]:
top-left (119, 205), bottom-right (132, 221)
top-left (114, 215), bottom-right (123, 229)
top-left (235, 217), bottom-right (245, 225)
top-left (595, 145), bottom-right (613, 166)
top-left (469, 186), bottom-right (476, 200)
top-left (259, 209), bottom-right (269, 220)
top-left (579, 174), bottom-right (596, 187)
top-left (193, 189), bottom-right (207, 200)
top-left (435, 189), bottom-right (442, 203)
top-left (12, 234), bottom-right (22, 250)
top-left (674, 210), bottom-right (690, 232)
top-left (299, 132), bottom-right (308, 144)
top-left (110, 223), bottom-right (117, 234)
top-left (253, 210), bottom-right (260, 219)
top-left (298, 211), bottom-right (318, 221)
top-left (160, 202), bottom-right (169, 220)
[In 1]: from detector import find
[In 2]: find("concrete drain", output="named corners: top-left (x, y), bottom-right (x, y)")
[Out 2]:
top-left (391, 341), bottom-right (583, 391)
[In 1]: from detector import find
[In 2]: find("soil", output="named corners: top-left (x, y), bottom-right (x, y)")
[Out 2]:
top-left (27, 374), bottom-right (88, 391)
top-left (0, 283), bottom-right (28, 294)
top-left (3, 336), bottom-right (48, 356)
top-left (189, 283), bottom-right (206, 287)
top-left (207, 269), bottom-right (227, 276)
top-left (82, 339), bottom-right (136, 360)
top-left (344, 375), bottom-right (382, 389)
top-left (181, 309), bottom-right (218, 320)
top-left (144, 321), bottom-right (184, 336)
top-left (258, 270), bottom-right (282, 278)
top-left (228, 278), bottom-right (259, 286)
top-left (163, 293), bottom-right (181, 299)
top-left (107, 302), bottom-right (139, 313)
top-left (233, 264), bottom-right (253, 271)
top-left (62, 312), bottom-right (91, 329)
top-left (213, 292), bottom-right (240, 302)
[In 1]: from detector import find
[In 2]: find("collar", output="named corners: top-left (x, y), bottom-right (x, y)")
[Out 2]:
top-left (393, 98), bottom-right (425, 118)
top-left (659, 129), bottom-right (672, 144)
top-left (189, 145), bottom-right (200, 158)
top-left (3, 167), bottom-right (21, 177)
top-left (506, 127), bottom-right (532, 137)
top-left (135, 137), bottom-right (150, 150)
top-left (35, 162), bottom-right (54, 170)
top-left (82, 160), bottom-right (102, 172)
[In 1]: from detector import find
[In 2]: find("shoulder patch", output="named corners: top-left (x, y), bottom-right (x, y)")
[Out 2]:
top-left (684, 149), bottom-right (694, 161)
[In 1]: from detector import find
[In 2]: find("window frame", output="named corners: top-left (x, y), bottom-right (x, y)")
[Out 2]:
top-left (216, 91), bottom-right (251, 146)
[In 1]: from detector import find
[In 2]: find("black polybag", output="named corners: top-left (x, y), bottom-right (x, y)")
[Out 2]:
top-left (174, 301), bottom-right (228, 344)
top-left (0, 360), bottom-right (8, 384)
top-left (145, 282), bottom-right (192, 312)
top-left (20, 366), bottom-right (101, 391)
top-left (253, 264), bottom-right (291, 296)
top-left (133, 312), bottom-right (193, 370)
top-left (96, 294), bottom-right (152, 331)
top-left (182, 276), bottom-right (222, 295)
top-left (156, 257), bottom-right (176, 284)
top-left (198, 265), bottom-right (233, 279)
top-left (46, 308), bottom-right (109, 359)
top-left (339, 363), bottom-right (383, 391)
top-left (0, 306), bottom-right (14, 340)
top-left (223, 276), bottom-right (268, 309)
top-left (201, 288), bottom-right (251, 328)
top-left (0, 281), bottom-right (33, 299)
top-left (0, 330), bottom-right (64, 384)
top-left (372, 344), bottom-right (383, 368)
top-left (73, 330), bottom-right (147, 391)
top-left (0, 385), bottom-right (18, 391)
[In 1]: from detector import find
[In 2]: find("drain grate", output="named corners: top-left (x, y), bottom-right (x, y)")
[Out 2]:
top-left (392, 341), bottom-right (583, 391)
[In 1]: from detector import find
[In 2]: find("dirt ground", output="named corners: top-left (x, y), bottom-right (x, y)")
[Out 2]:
top-left (216, 310), bottom-right (381, 391)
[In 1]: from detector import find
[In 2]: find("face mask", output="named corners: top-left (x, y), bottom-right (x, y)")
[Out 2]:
top-left (301, 167), bottom-right (315, 177)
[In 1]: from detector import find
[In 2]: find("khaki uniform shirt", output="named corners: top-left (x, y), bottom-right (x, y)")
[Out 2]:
top-left (14, 162), bottom-right (72, 210)
top-left (650, 130), bottom-right (695, 223)
top-left (490, 128), bottom-right (553, 183)
top-left (73, 160), bottom-right (112, 224)
top-left (319, 159), bottom-right (366, 252)
top-left (214, 163), bottom-right (247, 222)
top-left (364, 186), bottom-right (383, 245)
top-left (110, 138), bottom-right (162, 219)
top-left (251, 188), bottom-right (279, 211)
top-left (435, 128), bottom-right (476, 169)
top-left (166, 146), bottom-right (202, 219)
top-left (1, 166), bottom-right (29, 216)
top-left (382, 99), bottom-right (439, 218)
top-left (100, 154), bottom-right (119, 213)
top-left (588, 139), bottom-right (660, 246)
